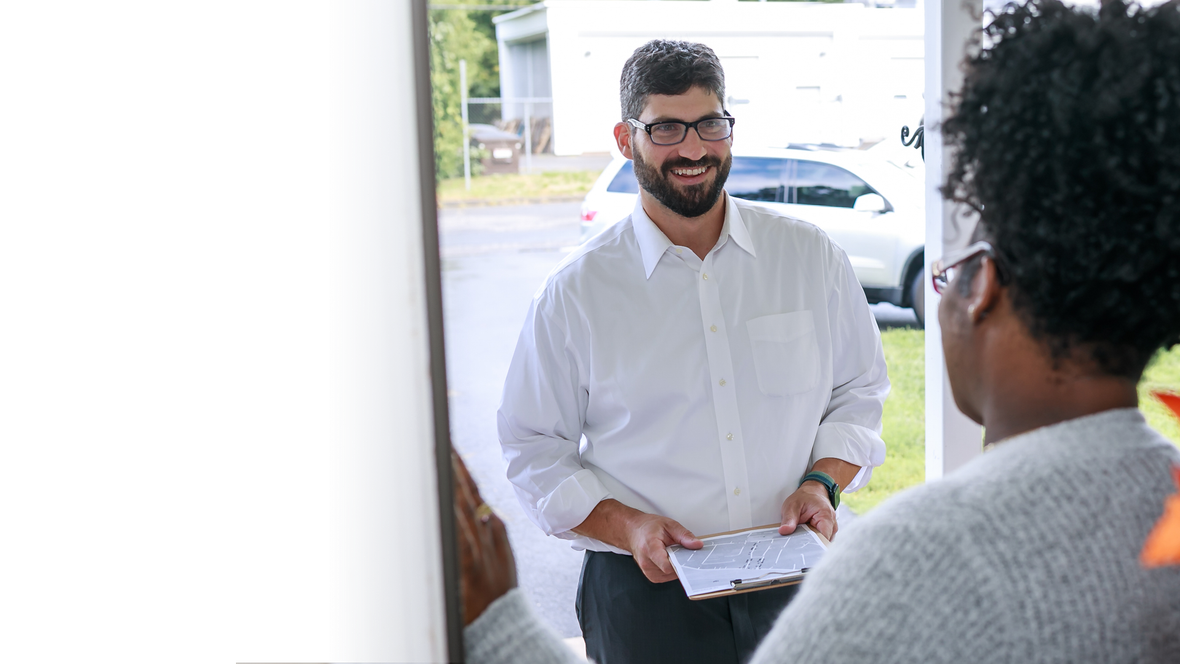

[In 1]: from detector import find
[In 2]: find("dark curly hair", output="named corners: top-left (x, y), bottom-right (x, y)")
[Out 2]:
top-left (620, 40), bottom-right (726, 122)
top-left (942, 0), bottom-right (1180, 379)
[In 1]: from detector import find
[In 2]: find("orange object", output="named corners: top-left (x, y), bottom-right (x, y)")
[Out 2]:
top-left (1141, 391), bottom-right (1180, 568)
top-left (1154, 390), bottom-right (1180, 421)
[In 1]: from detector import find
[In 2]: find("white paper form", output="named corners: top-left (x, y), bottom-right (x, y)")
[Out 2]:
top-left (666, 525), bottom-right (828, 598)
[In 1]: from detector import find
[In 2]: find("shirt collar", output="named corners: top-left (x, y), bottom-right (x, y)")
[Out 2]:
top-left (631, 197), bottom-right (673, 279)
top-left (631, 194), bottom-right (758, 280)
top-left (723, 194), bottom-right (757, 259)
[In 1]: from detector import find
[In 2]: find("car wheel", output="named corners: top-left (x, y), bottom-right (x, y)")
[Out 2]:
top-left (909, 268), bottom-right (925, 329)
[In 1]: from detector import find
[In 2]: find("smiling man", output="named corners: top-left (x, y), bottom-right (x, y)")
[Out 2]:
top-left (498, 40), bottom-right (889, 663)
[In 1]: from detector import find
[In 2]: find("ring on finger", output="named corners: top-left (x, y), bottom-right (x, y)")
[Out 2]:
top-left (475, 503), bottom-right (495, 524)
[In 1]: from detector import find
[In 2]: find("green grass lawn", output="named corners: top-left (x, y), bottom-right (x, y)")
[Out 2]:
top-left (842, 329), bottom-right (925, 514)
top-left (437, 170), bottom-right (599, 203)
top-left (842, 331), bottom-right (1180, 515)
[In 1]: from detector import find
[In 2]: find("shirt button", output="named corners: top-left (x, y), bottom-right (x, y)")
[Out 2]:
top-left (726, 433), bottom-right (734, 441)
top-left (702, 273), bottom-right (709, 280)
top-left (734, 487), bottom-right (741, 496)
top-left (710, 325), bottom-right (717, 332)
top-left (719, 379), bottom-right (726, 387)
top-left (675, 247), bottom-right (683, 254)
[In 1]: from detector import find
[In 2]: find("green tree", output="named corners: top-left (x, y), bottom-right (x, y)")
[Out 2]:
top-left (429, 10), bottom-right (479, 179)
top-left (466, 10), bottom-right (505, 99)
top-left (428, 2), bottom-right (529, 179)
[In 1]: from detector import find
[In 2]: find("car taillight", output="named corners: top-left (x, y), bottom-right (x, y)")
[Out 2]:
top-left (581, 209), bottom-right (597, 222)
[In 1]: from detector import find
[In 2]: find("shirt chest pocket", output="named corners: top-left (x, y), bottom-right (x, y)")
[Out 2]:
top-left (745, 311), bottom-right (820, 397)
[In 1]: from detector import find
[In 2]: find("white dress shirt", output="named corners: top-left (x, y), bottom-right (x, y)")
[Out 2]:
top-left (498, 194), bottom-right (889, 553)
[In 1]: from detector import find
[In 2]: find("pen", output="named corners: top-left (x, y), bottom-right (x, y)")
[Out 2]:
top-left (729, 568), bottom-right (809, 591)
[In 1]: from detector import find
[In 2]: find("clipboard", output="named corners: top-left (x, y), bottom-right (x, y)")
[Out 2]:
top-left (667, 523), bottom-right (831, 600)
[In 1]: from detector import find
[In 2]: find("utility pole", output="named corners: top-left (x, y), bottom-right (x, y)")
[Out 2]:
top-left (460, 59), bottom-right (471, 191)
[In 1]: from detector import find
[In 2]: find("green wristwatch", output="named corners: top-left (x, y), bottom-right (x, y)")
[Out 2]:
top-left (800, 471), bottom-right (841, 509)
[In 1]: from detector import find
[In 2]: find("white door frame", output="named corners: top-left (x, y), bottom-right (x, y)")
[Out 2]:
top-left (924, 0), bottom-right (985, 480)
top-left (329, 1), bottom-right (460, 660)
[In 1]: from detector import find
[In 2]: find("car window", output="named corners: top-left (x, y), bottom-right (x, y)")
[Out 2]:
top-left (604, 156), bottom-right (788, 203)
top-left (606, 161), bottom-right (639, 194)
top-left (791, 160), bottom-right (875, 208)
top-left (726, 157), bottom-right (786, 202)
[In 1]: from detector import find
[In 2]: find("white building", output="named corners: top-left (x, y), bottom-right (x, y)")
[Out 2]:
top-left (494, 0), bottom-right (925, 155)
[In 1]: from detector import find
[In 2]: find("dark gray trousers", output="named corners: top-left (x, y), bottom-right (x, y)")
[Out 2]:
top-left (576, 550), bottom-right (799, 664)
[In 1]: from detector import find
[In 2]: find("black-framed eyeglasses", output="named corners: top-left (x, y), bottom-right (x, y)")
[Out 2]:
top-left (930, 241), bottom-right (995, 295)
top-left (626, 112), bottom-right (735, 146)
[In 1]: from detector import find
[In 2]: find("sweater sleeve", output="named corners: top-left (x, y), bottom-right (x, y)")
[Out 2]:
top-left (464, 589), bottom-right (585, 664)
top-left (750, 493), bottom-right (1003, 664)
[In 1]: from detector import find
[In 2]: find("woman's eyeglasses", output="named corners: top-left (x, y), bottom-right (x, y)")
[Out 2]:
top-left (930, 241), bottom-right (996, 295)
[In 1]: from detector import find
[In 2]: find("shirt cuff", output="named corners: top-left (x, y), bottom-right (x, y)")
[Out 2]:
top-left (811, 421), bottom-right (887, 492)
top-left (465, 588), bottom-right (580, 664)
top-left (537, 468), bottom-right (612, 537)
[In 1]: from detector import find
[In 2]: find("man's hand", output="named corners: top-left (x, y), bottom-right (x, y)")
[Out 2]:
top-left (572, 499), bottom-right (703, 584)
top-left (779, 481), bottom-right (837, 541)
top-left (780, 457), bottom-right (861, 541)
top-left (624, 512), bottom-right (704, 583)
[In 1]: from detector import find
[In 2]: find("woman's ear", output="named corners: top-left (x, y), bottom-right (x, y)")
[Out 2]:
top-left (967, 256), bottom-right (1003, 324)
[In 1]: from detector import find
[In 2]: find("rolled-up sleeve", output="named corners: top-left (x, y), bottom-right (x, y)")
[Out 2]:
top-left (497, 297), bottom-right (610, 537)
top-left (811, 246), bottom-right (890, 492)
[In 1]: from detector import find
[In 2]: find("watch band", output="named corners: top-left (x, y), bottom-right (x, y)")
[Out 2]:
top-left (800, 471), bottom-right (841, 509)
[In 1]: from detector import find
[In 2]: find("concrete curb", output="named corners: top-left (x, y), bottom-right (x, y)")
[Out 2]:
top-left (439, 195), bottom-right (585, 209)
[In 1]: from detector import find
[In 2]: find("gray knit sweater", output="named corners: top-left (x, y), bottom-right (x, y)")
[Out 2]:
top-left (466, 409), bottom-right (1180, 663)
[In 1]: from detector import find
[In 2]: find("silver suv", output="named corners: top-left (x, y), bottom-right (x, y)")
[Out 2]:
top-left (579, 144), bottom-right (927, 325)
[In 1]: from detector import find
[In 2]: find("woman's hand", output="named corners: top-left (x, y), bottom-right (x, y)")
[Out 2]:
top-left (453, 452), bottom-right (518, 625)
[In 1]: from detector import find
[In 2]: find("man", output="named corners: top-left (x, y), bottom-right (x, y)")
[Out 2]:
top-left (497, 40), bottom-right (889, 663)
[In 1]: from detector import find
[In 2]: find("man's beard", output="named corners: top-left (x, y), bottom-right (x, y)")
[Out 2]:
top-left (632, 148), bottom-right (732, 219)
